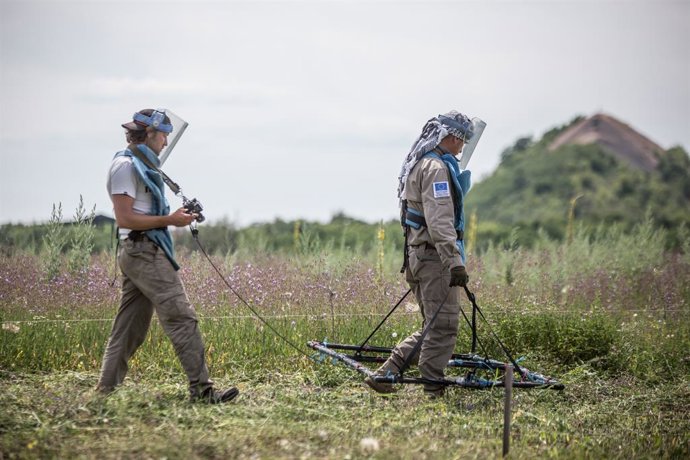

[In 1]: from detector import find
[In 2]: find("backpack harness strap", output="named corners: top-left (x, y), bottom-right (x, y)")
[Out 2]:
top-left (403, 206), bottom-right (464, 241)
top-left (404, 206), bottom-right (427, 229)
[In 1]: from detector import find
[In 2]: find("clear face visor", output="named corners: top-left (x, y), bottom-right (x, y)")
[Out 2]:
top-left (157, 109), bottom-right (189, 166)
top-left (459, 118), bottom-right (486, 170)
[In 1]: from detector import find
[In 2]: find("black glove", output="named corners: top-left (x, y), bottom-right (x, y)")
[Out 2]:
top-left (449, 266), bottom-right (469, 287)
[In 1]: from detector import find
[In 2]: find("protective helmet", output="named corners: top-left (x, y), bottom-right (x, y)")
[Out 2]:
top-left (121, 109), bottom-right (173, 133)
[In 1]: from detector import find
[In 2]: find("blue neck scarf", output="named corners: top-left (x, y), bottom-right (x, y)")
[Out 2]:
top-left (116, 144), bottom-right (179, 270)
top-left (427, 150), bottom-right (472, 264)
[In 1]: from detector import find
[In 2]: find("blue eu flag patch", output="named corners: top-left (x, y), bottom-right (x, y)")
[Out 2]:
top-left (433, 181), bottom-right (450, 198)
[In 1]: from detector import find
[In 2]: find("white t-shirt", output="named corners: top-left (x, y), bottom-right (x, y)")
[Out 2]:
top-left (107, 156), bottom-right (154, 238)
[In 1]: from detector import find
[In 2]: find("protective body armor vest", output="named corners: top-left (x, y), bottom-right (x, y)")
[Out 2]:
top-left (401, 150), bottom-right (471, 265)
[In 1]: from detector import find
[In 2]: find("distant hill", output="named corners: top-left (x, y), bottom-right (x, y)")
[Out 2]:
top-left (464, 114), bottom-right (690, 246)
top-left (548, 113), bottom-right (663, 172)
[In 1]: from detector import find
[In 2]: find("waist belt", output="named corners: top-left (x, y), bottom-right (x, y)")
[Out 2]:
top-left (411, 242), bottom-right (436, 250)
top-left (127, 231), bottom-right (149, 242)
top-left (127, 228), bottom-right (166, 242)
top-left (407, 232), bottom-right (465, 244)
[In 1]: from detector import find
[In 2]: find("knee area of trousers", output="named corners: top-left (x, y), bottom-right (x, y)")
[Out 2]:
top-left (153, 287), bottom-right (188, 307)
top-left (156, 298), bottom-right (199, 322)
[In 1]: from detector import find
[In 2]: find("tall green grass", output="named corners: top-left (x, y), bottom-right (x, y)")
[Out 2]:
top-left (478, 216), bottom-right (668, 289)
top-left (1, 213), bottom-right (688, 379)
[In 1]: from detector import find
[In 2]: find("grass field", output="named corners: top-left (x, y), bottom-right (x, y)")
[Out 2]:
top-left (1, 224), bottom-right (689, 458)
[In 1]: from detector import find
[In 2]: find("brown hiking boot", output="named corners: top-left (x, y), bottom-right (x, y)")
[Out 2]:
top-left (364, 375), bottom-right (398, 394)
top-left (191, 386), bottom-right (239, 404)
top-left (364, 359), bottom-right (402, 394)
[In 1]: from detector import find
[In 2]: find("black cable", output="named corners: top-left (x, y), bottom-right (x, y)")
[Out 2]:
top-left (189, 226), bottom-right (313, 360)
top-left (463, 286), bottom-right (525, 377)
top-left (356, 288), bottom-right (411, 353)
top-left (456, 300), bottom-right (492, 359)
top-left (108, 227), bottom-right (120, 288)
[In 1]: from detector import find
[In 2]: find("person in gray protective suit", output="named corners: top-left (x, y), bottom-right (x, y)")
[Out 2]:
top-left (366, 110), bottom-right (478, 398)
top-left (96, 108), bottom-right (238, 404)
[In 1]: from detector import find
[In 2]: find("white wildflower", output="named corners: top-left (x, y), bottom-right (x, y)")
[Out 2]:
top-left (2, 322), bottom-right (20, 334)
top-left (359, 437), bottom-right (380, 453)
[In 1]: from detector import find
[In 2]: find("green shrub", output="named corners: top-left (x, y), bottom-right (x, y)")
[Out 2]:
top-left (42, 203), bottom-right (67, 280)
top-left (494, 312), bottom-right (618, 365)
top-left (67, 195), bottom-right (96, 274)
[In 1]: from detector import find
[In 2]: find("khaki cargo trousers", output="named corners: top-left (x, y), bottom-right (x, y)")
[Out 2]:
top-left (97, 238), bottom-right (213, 396)
top-left (382, 244), bottom-right (461, 394)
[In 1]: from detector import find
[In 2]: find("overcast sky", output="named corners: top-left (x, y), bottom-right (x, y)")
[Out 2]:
top-left (1, 0), bottom-right (688, 226)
